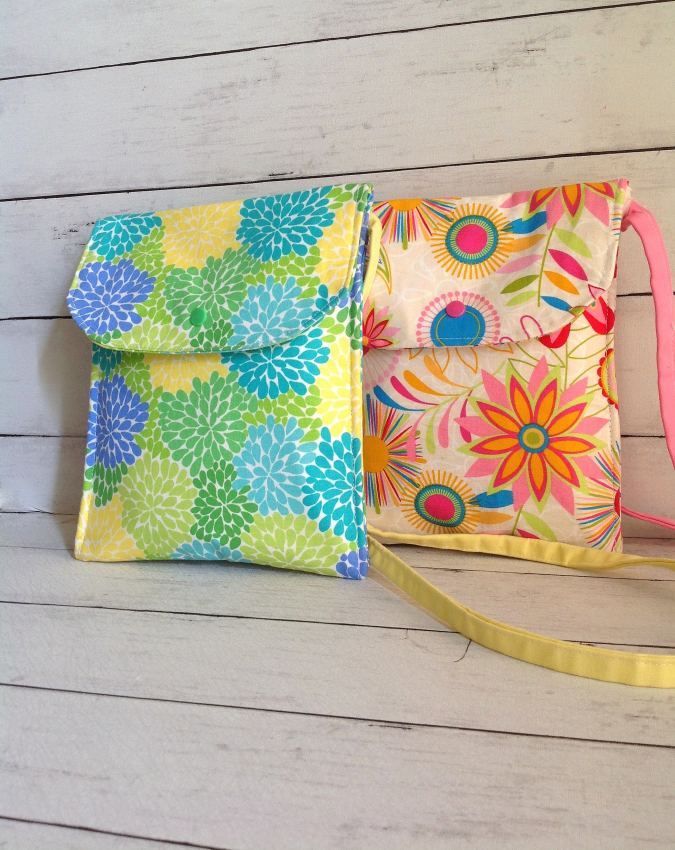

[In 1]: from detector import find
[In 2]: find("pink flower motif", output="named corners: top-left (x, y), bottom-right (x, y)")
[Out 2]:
top-left (363, 304), bottom-right (397, 352)
top-left (458, 358), bottom-right (606, 513)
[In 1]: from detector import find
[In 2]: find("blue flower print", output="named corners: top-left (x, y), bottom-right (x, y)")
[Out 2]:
top-left (232, 416), bottom-right (313, 516)
top-left (171, 539), bottom-right (245, 562)
top-left (95, 374), bottom-right (149, 469)
top-left (350, 217), bottom-right (369, 304)
top-left (237, 187), bottom-right (335, 261)
top-left (223, 326), bottom-right (329, 400)
top-left (92, 344), bottom-right (122, 376)
top-left (86, 383), bottom-right (99, 468)
top-left (67, 260), bottom-right (155, 336)
top-left (90, 213), bottom-right (161, 260)
top-left (335, 545), bottom-right (369, 579)
top-left (303, 429), bottom-right (364, 542)
top-left (230, 276), bottom-right (321, 347)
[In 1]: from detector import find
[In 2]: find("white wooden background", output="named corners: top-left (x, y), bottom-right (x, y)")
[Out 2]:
top-left (2, 2), bottom-right (675, 848)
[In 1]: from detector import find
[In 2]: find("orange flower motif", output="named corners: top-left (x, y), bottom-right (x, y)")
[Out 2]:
top-left (528, 182), bottom-right (616, 226)
top-left (459, 360), bottom-right (607, 512)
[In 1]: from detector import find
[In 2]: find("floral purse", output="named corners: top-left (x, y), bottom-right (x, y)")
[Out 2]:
top-left (67, 183), bottom-right (378, 577)
top-left (67, 179), bottom-right (675, 687)
top-left (363, 180), bottom-right (675, 686)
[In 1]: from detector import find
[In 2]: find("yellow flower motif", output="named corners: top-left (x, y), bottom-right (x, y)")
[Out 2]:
top-left (160, 202), bottom-right (241, 268)
top-left (74, 493), bottom-right (143, 561)
top-left (314, 336), bottom-right (354, 438)
top-left (315, 204), bottom-right (357, 295)
top-left (147, 353), bottom-right (229, 394)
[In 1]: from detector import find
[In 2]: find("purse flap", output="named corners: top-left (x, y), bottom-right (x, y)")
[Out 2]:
top-left (67, 183), bottom-right (373, 353)
top-left (368, 180), bottom-right (630, 349)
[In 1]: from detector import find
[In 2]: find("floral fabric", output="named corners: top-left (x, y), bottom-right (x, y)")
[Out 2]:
top-left (364, 180), bottom-right (629, 550)
top-left (70, 183), bottom-right (372, 576)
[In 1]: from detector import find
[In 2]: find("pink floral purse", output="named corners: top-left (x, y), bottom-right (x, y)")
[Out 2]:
top-left (362, 180), bottom-right (675, 686)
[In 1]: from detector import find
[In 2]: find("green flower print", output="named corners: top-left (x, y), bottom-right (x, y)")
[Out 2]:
top-left (191, 461), bottom-right (256, 545)
top-left (239, 512), bottom-right (347, 574)
top-left (92, 462), bottom-right (126, 507)
top-left (327, 184), bottom-right (369, 212)
top-left (165, 248), bottom-right (257, 349)
top-left (137, 388), bottom-right (170, 460)
top-left (120, 454), bottom-right (197, 555)
top-left (123, 289), bottom-right (191, 352)
top-left (129, 225), bottom-right (169, 278)
top-left (118, 352), bottom-right (152, 399)
top-left (259, 247), bottom-right (322, 295)
top-left (245, 384), bottom-right (322, 442)
top-left (159, 371), bottom-right (258, 476)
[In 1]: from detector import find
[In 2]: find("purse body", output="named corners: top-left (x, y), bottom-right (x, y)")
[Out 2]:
top-left (68, 183), bottom-right (374, 576)
top-left (364, 181), bottom-right (629, 550)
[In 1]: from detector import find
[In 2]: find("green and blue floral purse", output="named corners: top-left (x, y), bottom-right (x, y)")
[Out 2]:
top-left (68, 183), bottom-right (377, 577)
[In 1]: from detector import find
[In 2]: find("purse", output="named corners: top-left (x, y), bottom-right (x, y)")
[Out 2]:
top-left (67, 179), bottom-right (675, 687)
top-left (67, 183), bottom-right (379, 577)
top-left (364, 180), bottom-right (675, 687)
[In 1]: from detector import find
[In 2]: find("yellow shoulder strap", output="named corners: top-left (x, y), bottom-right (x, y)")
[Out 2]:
top-left (367, 530), bottom-right (675, 688)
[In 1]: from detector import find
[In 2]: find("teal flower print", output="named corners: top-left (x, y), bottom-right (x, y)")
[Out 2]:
top-left (165, 248), bottom-right (258, 349)
top-left (223, 326), bottom-right (329, 400)
top-left (92, 344), bottom-right (122, 376)
top-left (303, 429), bottom-right (364, 542)
top-left (191, 461), bottom-right (256, 546)
top-left (68, 260), bottom-right (155, 336)
top-left (171, 538), bottom-right (245, 562)
top-left (91, 213), bottom-right (161, 260)
top-left (159, 371), bottom-right (258, 477)
top-left (237, 187), bottom-right (335, 261)
top-left (232, 416), bottom-right (313, 516)
top-left (230, 275), bottom-right (321, 347)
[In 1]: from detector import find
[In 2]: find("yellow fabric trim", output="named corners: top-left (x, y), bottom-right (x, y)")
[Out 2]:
top-left (363, 215), bottom-right (382, 302)
top-left (367, 530), bottom-right (675, 688)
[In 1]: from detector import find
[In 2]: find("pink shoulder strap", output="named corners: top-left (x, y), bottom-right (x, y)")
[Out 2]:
top-left (621, 200), bottom-right (675, 531)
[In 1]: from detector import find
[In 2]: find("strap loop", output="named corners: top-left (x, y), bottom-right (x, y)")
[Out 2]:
top-left (369, 531), bottom-right (675, 688)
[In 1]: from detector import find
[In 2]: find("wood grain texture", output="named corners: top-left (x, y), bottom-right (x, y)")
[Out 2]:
top-left (1, 434), bottom-right (672, 538)
top-left (2, 149), bottom-right (673, 320)
top-left (2, 686), bottom-right (674, 850)
top-left (1, 0), bottom-right (658, 78)
top-left (2, 5), bottom-right (674, 197)
top-left (2, 597), bottom-right (674, 745)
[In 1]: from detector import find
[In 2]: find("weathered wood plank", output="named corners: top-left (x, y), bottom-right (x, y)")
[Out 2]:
top-left (0, 295), bottom-right (662, 436)
top-left (1, 431), bottom-right (671, 538)
top-left (2, 149), bottom-right (673, 321)
top-left (2, 600), bottom-right (674, 745)
top-left (2, 687), bottom-right (674, 850)
top-left (1, 0), bottom-right (657, 78)
top-left (0, 513), bottom-right (78, 550)
top-left (2, 5), bottom-right (674, 197)
top-left (0, 819), bottom-right (198, 850)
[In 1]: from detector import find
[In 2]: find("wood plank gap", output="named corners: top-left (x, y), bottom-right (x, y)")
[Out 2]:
top-left (1, 288), bottom-right (662, 323)
top-left (1, 0), bottom-right (669, 83)
top-left (2, 681), bottom-right (673, 750)
top-left (0, 599), bottom-right (454, 633)
top-left (0, 816), bottom-right (227, 850)
top-left (2, 144), bottom-right (674, 204)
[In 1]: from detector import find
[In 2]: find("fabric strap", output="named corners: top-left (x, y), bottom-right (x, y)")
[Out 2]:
top-left (367, 198), bottom-right (675, 687)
